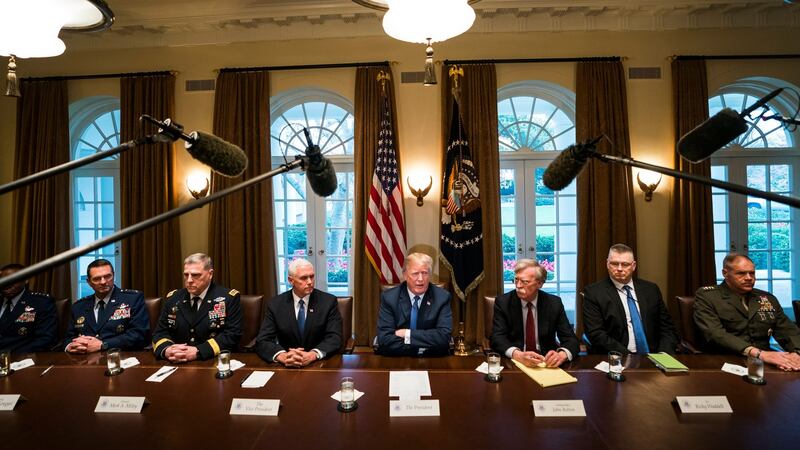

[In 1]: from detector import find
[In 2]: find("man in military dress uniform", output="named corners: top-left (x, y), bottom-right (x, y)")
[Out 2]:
top-left (0, 263), bottom-right (57, 353)
top-left (152, 253), bottom-right (242, 362)
top-left (694, 253), bottom-right (800, 371)
top-left (63, 259), bottom-right (149, 353)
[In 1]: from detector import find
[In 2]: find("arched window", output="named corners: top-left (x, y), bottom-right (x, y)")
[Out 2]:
top-left (69, 96), bottom-right (121, 298)
top-left (270, 89), bottom-right (355, 295)
top-left (498, 81), bottom-right (578, 322)
top-left (710, 77), bottom-right (800, 313)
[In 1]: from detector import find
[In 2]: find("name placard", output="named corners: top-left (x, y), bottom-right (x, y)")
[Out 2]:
top-left (675, 396), bottom-right (733, 414)
top-left (229, 399), bottom-right (280, 416)
top-left (532, 400), bottom-right (586, 417)
top-left (389, 400), bottom-right (440, 417)
top-left (0, 394), bottom-right (21, 411)
top-left (94, 396), bottom-right (146, 414)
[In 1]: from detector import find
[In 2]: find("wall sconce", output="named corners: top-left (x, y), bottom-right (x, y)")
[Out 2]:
top-left (186, 173), bottom-right (210, 199)
top-left (407, 175), bottom-right (433, 207)
top-left (636, 170), bottom-right (662, 202)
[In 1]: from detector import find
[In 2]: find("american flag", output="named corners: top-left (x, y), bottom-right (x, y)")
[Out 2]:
top-left (366, 95), bottom-right (407, 284)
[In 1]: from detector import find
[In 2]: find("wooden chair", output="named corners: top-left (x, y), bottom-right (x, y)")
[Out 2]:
top-left (674, 295), bottom-right (704, 353)
top-left (482, 296), bottom-right (496, 353)
top-left (144, 297), bottom-right (163, 347)
top-left (337, 296), bottom-right (355, 354)
top-left (53, 298), bottom-right (71, 350)
top-left (238, 294), bottom-right (265, 351)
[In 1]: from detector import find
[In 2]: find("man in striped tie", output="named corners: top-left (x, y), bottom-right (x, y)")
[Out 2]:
top-left (582, 244), bottom-right (678, 355)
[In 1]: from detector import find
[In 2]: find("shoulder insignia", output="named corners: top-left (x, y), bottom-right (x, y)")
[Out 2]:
top-left (30, 291), bottom-right (52, 298)
top-left (120, 288), bottom-right (141, 294)
top-left (229, 289), bottom-right (239, 296)
top-left (700, 286), bottom-right (716, 291)
top-left (166, 289), bottom-right (177, 298)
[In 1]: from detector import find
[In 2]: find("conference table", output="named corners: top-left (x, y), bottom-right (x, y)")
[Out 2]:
top-left (1, 351), bottom-right (798, 450)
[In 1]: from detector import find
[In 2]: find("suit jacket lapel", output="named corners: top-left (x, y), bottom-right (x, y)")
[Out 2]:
top-left (605, 279), bottom-right (626, 322)
top-left (399, 286), bottom-right (412, 328)
top-left (95, 286), bottom-right (118, 329)
top-left (286, 292), bottom-right (302, 342)
top-left (509, 291), bottom-right (524, 340)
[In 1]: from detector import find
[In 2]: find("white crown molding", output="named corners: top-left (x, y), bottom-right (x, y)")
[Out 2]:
top-left (61, 0), bottom-right (799, 52)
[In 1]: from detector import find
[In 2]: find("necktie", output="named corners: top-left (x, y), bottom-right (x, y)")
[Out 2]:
top-left (525, 302), bottom-right (537, 352)
top-left (297, 299), bottom-right (306, 336)
top-left (623, 286), bottom-right (650, 353)
top-left (191, 296), bottom-right (201, 311)
top-left (410, 296), bottom-right (420, 330)
top-left (97, 299), bottom-right (106, 318)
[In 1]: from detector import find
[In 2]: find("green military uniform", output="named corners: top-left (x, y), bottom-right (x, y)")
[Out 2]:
top-left (694, 282), bottom-right (800, 354)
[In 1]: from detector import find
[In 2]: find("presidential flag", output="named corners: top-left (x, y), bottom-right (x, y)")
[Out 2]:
top-left (440, 97), bottom-right (484, 300)
top-left (365, 94), bottom-right (407, 284)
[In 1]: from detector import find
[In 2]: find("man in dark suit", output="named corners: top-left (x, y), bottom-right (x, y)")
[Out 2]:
top-left (0, 263), bottom-right (57, 353)
top-left (491, 259), bottom-right (578, 367)
top-left (376, 252), bottom-right (452, 357)
top-left (256, 258), bottom-right (342, 367)
top-left (152, 253), bottom-right (242, 362)
top-left (63, 259), bottom-right (149, 353)
top-left (582, 244), bottom-right (678, 354)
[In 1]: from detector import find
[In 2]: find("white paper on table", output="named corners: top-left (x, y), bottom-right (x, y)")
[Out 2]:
top-left (240, 371), bottom-right (274, 388)
top-left (146, 366), bottom-right (178, 382)
top-left (594, 361), bottom-right (625, 373)
top-left (230, 360), bottom-right (245, 371)
top-left (721, 363), bottom-right (747, 376)
top-left (330, 389), bottom-right (365, 402)
top-left (121, 357), bottom-right (140, 369)
top-left (10, 359), bottom-right (34, 371)
top-left (389, 371), bottom-right (431, 398)
top-left (475, 362), bottom-right (505, 374)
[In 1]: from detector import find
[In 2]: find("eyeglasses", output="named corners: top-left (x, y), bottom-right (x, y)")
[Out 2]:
top-left (608, 261), bottom-right (634, 269)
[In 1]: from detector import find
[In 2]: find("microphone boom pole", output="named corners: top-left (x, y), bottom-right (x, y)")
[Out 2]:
top-left (592, 152), bottom-right (800, 209)
top-left (0, 135), bottom-right (161, 196)
top-left (0, 158), bottom-right (304, 289)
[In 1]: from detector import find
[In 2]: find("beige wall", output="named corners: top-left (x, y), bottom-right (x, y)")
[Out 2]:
top-left (1, 28), bottom-right (798, 294)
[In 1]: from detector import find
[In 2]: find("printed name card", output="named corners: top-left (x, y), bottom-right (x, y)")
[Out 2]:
top-left (229, 399), bottom-right (280, 416)
top-left (532, 400), bottom-right (586, 417)
top-left (389, 400), bottom-right (440, 417)
top-left (675, 396), bottom-right (733, 414)
top-left (94, 396), bottom-right (147, 414)
top-left (0, 394), bottom-right (22, 411)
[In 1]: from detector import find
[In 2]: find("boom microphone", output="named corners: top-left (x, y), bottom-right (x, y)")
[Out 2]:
top-left (141, 115), bottom-right (248, 177)
top-left (542, 137), bottom-right (602, 191)
top-left (301, 128), bottom-right (338, 197)
top-left (677, 88), bottom-right (783, 163)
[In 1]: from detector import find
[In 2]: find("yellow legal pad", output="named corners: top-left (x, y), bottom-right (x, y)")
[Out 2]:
top-left (511, 359), bottom-right (578, 388)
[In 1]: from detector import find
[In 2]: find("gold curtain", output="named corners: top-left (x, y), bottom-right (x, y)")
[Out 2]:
top-left (11, 79), bottom-right (71, 298)
top-left (353, 65), bottom-right (397, 346)
top-left (441, 63), bottom-right (503, 344)
top-left (119, 74), bottom-right (182, 297)
top-left (208, 71), bottom-right (276, 297)
top-left (667, 59), bottom-right (716, 315)
top-left (576, 61), bottom-right (638, 291)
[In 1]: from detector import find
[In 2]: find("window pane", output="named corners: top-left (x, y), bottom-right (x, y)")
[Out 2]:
top-left (559, 225), bottom-right (577, 253)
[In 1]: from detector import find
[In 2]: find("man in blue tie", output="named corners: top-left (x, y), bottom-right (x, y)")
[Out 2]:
top-left (375, 252), bottom-right (452, 357)
top-left (582, 244), bottom-right (678, 354)
top-left (255, 258), bottom-right (342, 367)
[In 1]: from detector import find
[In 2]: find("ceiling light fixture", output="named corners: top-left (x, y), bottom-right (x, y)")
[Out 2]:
top-left (0, 0), bottom-right (114, 97)
top-left (354, 0), bottom-right (479, 86)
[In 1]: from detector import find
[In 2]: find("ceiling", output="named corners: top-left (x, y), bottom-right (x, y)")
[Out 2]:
top-left (62, 0), bottom-right (798, 51)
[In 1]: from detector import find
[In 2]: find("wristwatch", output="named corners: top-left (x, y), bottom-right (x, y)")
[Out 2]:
top-left (101, 341), bottom-right (108, 351)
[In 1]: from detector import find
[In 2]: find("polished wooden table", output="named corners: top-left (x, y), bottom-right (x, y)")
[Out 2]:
top-left (1, 352), bottom-right (798, 449)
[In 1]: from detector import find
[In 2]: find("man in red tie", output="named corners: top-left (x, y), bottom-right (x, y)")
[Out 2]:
top-left (490, 259), bottom-right (578, 367)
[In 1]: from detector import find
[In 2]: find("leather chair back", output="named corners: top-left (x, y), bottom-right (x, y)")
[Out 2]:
top-left (482, 296), bottom-right (496, 353)
top-left (337, 296), bottom-right (355, 354)
top-left (238, 294), bottom-right (264, 351)
top-left (793, 300), bottom-right (800, 326)
top-left (675, 295), bottom-right (703, 353)
top-left (144, 297), bottom-right (163, 345)
top-left (54, 298), bottom-right (71, 348)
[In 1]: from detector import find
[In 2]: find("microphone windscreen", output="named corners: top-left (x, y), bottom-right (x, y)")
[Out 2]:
top-left (542, 144), bottom-right (590, 191)
top-left (186, 131), bottom-right (248, 177)
top-left (307, 157), bottom-right (338, 197)
top-left (677, 108), bottom-right (747, 163)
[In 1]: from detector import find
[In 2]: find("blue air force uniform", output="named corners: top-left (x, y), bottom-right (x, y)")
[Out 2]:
top-left (62, 286), bottom-right (149, 351)
top-left (152, 283), bottom-right (242, 360)
top-left (0, 288), bottom-right (57, 353)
